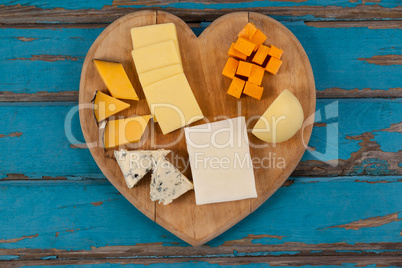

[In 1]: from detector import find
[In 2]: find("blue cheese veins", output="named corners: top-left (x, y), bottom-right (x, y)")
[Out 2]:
top-left (114, 149), bottom-right (170, 188)
top-left (150, 156), bottom-right (193, 205)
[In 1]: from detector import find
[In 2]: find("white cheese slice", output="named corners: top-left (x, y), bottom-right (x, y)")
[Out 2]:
top-left (139, 64), bottom-right (184, 88)
top-left (143, 73), bottom-right (204, 134)
top-left (184, 116), bottom-right (257, 205)
top-left (131, 40), bottom-right (181, 74)
top-left (150, 156), bottom-right (194, 205)
top-left (114, 149), bottom-right (170, 188)
top-left (131, 23), bottom-right (182, 64)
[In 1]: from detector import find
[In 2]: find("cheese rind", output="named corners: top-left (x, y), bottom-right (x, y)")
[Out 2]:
top-left (139, 64), bottom-right (184, 87)
top-left (252, 89), bottom-right (304, 143)
top-left (93, 91), bottom-right (130, 122)
top-left (93, 60), bottom-right (139, 100)
top-left (114, 149), bottom-right (171, 188)
top-left (143, 73), bottom-right (204, 134)
top-left (103, 115), bottom-right (151, 149)
top-left (132, 40), bottom-right (181, 74)
top-left (185, 117), bottom-right (257, 205)
top-left (131, 23), bottom-right (182, 63)
top-left (150, 156), bottom-right (193, 205)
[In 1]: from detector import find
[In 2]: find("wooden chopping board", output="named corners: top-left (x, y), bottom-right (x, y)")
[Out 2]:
top-left (79, 11), bottom-right (316, 246)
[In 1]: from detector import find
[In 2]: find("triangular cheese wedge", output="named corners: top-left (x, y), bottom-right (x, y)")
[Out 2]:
top-left (103, 115), bottom-right (151, 149)
top-left (93, 59), bottom-right (139, 100)
top-left (150, 156), bottom-right (193, 205)
top-left (93, 91), bottom-right (130, 122)
top-left (114, 149), bottom-right (171, 188)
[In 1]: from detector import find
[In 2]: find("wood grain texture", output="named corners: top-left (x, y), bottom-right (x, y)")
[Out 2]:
top-left (1, 21), bottom-right (401, 99)
top-left (79, 11), bottom-right (315, 246)
top-left (0, 177), bottom-right (400, 265)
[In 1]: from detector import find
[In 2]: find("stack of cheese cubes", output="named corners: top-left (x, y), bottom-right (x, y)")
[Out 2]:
top-left (131, 23), bottom-right (204, 135)
top-left (222, 23), bottom-right (283, 100)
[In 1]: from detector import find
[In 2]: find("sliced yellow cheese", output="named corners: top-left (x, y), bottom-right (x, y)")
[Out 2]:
top-left (131, 40), bottom-right (180, 74)
top-left (143, 73), bottom-right (203, 135)
top-left (131, 23), bottom-right (182, 63)
top-left (139, 64), bottom-right (184, 87)
top-left (93, 91), bottom-right (130, 122)
top-left (103, 115), bottom-right (151, 149)
top-left (93, 59), bottom-right (139, 100)
top-left (252, 89), bottom-right (304, 143)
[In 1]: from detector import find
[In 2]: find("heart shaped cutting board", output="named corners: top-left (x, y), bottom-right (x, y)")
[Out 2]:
top-left (79, 11), bottom-right (315, 246)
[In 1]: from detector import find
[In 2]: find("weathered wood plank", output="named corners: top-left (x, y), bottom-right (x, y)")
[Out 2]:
top-left (0, 22), bottom-right (401, 99)
top-left (0, 2), bottom-right (401, 24)
top-left (1, 255), bottom-right (401, 267)
top-left (0, 99), bottom-right (400, 179)
top-left (0, 177), bottom-right (400, 265)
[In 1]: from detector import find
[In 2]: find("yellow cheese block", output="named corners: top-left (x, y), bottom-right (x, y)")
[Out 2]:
top-left (143, 73), bottom-right (204, 135)
top-left (93, 60), bottom-right (139, 100)
top-left (131, 23), bottom-right (182, 63)
top-left (139, 64), bottom-right (184, 88)
top-left (103, 115), bottom-right (151, 149)
top-left (93, 91), bottom-right (130, 122)
top-left (131, 40), bottom-right (181, 74)
top-left (252, 89), bottom-right (304, 143)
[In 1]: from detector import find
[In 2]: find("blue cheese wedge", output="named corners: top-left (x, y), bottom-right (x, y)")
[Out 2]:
top-left (114, 149), bottom-right (170, 188)
top-left (150, 156), bottom-right (193, 205)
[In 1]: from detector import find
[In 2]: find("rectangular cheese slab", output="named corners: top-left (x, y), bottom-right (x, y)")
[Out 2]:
top-left (131, 40), bottom-right (181, 74)
top-left (144, 73), bottom-right (204, 134)
top-left (131, 23), bottom-right (181, 63)
top-left (139, 64), bottom-right (184, 87)
top-left (184, 117), bottom-right (257, 205)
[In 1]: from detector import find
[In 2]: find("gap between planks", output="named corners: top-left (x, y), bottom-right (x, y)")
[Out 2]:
top-left (0, 254), bottom-right (401, 267)
top-left (1, 89), bottom-right (401, 102)
top-left (0, 5), bottom-right (402, 24)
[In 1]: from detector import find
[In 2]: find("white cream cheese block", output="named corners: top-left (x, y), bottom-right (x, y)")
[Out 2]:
top-left (184, 116), bottom-right (257, 205)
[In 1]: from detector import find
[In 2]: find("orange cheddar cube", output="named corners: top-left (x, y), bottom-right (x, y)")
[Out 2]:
top-left (268, 45), bottom-right (283, 59)
top-left (252, 45), bottom-right (270, 65)
top-left (228, 43), bottom-right (247, 61)
top-left (234, 37), bottom-right (256, 56)
top-left (243, 81), bottom-right (264, 100)
top-left (238, 23), bottom-right (258, 39)
top-left (265, 57), bottom-right (283, 75)
top-left (250, 29), bottom-right (267, 51)
top-left (227, 77), bottom-right (245, 99)
top-left (248, 64), bottom-right (265, 86)
top-left (236, 61), bottom-right (253, 77)
top-left (222, 57), bottom-right (239, 79)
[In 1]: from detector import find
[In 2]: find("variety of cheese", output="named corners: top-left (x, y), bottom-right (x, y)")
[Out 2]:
top-left (143, 73), bottom-right (203, 134)
top-left (93, 91), bottom-right (130, 122)
top-left (114, 149), bottom-right (170, 188)
top-left (103, 115), bottom-right (151, 149)
top-left (252, 89), bottom-right (304, 143)
top-left (91, 22), bottom-right (303, 207)
top-left (184, 117), bottom-right (257, 205)
top-left (150, 156), bottom-right (194, 205)
top-left (130, 23), bottom-right (182, 63)
top-left (93, 59), bottom-right (139, 100)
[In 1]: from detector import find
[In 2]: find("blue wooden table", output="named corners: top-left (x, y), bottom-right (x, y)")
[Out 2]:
top-left (0, 1), bottom-right (401, 267)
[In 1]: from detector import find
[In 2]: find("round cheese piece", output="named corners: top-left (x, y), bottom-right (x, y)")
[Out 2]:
top-left (252, 89), bottom-right (304, 143)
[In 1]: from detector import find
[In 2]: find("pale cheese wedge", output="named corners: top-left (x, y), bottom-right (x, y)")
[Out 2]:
top-left (150, 156), bottom-right (193, 205)
top-left (252, 89), bottom-right (304, 143)
top-left (114, 149), bottom-right (170, 188)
